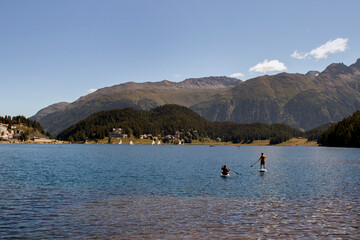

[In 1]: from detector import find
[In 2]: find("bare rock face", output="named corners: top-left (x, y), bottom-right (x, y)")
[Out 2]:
top-left (180, 77), bottom-right (242, 89)
top-left (305, 71), bottom-right (320, 78)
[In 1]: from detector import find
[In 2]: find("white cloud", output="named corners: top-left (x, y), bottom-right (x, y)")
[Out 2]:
top-left (291, 38), bottom-right (349, 60)
top-left (249, 59), bottom-right (287, 73)
top-left (291, 50), bottom-right (308, 60)
top-left (174, 74), bottom-right (181, 78)
top-left (87, 88), bottom-right (98, 93)
top-left (309, 38), bottom-right (348, 59)
top-left (229, 72), bottom-right (244, 78)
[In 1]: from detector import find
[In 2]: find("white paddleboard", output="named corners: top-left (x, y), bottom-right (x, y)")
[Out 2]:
top-left (221, 173), bottom-right (230, 177)
top-left (259, 168), bottom-right (267, 172)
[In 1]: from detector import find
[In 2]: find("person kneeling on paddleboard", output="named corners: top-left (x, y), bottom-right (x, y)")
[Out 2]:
top-left (259, 153), bottom-right (267, 169)
top-left (221, 165), bottom-right (230, 175)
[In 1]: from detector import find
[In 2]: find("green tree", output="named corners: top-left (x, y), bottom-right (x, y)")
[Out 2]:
top-left (19, 132), bottom-right (28, 142)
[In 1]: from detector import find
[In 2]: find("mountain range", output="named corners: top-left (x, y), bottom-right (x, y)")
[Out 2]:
top-left (32, 59), bottom-right (360, 135)
top-left (192, 59), bottom-right (360, 130)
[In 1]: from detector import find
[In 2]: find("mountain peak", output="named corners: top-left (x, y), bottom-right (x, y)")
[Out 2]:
top-left (305, 71), bottom-right (320, 78)
top-left (322, 63), bottom-right (352, 75)
top-left (350, 58), bottom-right (360, 70)
top-left (160, 80), bottom-right (172, 84)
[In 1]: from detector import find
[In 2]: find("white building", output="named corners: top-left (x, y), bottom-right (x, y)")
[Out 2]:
top-left (0, 123), bottom-right (9, 139)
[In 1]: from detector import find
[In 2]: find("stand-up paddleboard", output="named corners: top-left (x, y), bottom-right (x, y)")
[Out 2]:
top-left (259, 168), bottom-right (267, 172)
top-left (221, 173), bottom-right (230, 177)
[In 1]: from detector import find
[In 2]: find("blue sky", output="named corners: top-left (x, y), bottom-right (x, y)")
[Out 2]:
top-left (1, 0), bottom-right (359, 117)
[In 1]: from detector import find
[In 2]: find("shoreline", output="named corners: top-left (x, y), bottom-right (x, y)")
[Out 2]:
top-left (0, 138), bottom-right (319, 146)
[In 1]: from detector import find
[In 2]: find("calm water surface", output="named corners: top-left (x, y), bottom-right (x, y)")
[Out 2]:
top-left (0, 144), bottom-right (359, 239)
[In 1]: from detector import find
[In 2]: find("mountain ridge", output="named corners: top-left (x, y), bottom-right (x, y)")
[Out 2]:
top-left (32, 76), bottom-right (241, 135)
top-left (32, 59), bottom-right (360, 135)
top-left (31, 102), bottom-right (70, 122)
top-left (191, 58), bottom-right (360, 130)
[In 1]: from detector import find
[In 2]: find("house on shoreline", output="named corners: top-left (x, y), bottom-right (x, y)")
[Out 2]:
top-left (0, 123), bottom-right (11, 140)
top-left (0, 123), bottom-right (58, 143)
top-left (31, 137), bottom-right (57, 143)
top-left (109, 128), bottom-right (128, 138)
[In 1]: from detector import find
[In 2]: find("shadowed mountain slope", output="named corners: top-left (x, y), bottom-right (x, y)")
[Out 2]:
top-left (32, 77), bottom-right (241, 135)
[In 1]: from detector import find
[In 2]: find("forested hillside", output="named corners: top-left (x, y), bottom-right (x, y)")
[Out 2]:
top-left (305, 123), bottom-right (334, 142)
top-left (318, 111), bottom-right (360, 147)
top-left (57, 104), bottom-right (303, 144)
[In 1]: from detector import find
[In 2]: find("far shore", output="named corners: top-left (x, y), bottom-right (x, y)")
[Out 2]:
top-left (1, 137), bottom-right (318, 146)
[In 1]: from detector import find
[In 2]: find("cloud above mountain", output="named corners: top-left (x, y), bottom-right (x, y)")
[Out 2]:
top-left (310, 38), bottom-right (348, 59)
top-left (291, 38), bottom-right (348, 60)
top-left (229, 72), bottom-right (244, 78)
top-left (291, 50), bottom-right (309, 60)
top-left (249, 59), bottom-right (287, 73)
top-left (87, 88), bottom-right (98, 93)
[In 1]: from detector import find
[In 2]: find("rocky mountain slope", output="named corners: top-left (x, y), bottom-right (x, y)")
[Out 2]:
top-left (32, 77), bottom-right (241, 135)
top-left (31, 102), bottom-right (70, 122)
top-left (191, 59), bottom-right (360, 130)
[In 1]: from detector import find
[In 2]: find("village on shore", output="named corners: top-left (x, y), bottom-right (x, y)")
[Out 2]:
top-left (0, 123), bottom-right (62, 143)
top-left (0, 124), bottom-right (318, 146)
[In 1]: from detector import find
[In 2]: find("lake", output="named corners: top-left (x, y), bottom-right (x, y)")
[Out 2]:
top-left (0, 144), bottom-right (359, 239)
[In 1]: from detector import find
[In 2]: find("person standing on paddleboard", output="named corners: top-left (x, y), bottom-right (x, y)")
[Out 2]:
top-left (258, 153), bottom-right (267, 169)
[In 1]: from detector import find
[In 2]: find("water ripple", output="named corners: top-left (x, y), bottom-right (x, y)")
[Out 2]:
top-left (0, 144), bottom-right (359, 238)
top-left (62, 196), bottom-right (360, 239)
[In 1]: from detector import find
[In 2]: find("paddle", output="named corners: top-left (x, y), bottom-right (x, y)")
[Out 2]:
top-left (230, 169), bottom-right (241, 176)
top-left (250, 159), bottom-right (260, 167)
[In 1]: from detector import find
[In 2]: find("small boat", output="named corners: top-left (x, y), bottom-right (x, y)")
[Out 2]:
top-left (130, 140), bottom-right (134, 145)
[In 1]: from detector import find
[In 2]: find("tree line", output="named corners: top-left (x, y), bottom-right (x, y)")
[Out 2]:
top-left (318, 110), bottom-right (360, 147)
top-left (7, 106), bottom-right (356, 146)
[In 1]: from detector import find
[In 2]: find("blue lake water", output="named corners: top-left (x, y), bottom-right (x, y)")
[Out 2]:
top-left (0, 143), bottom-right (359, 239)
